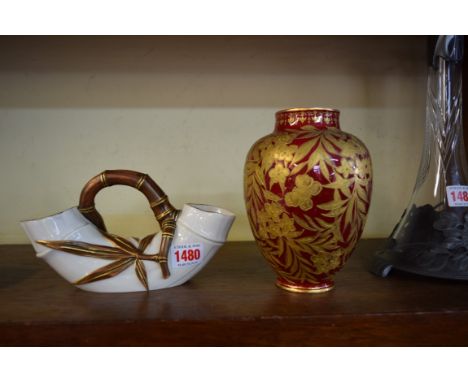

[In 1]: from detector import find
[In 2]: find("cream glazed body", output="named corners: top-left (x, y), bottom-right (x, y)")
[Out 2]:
top-left (22, 204), bottom-right (235, 293)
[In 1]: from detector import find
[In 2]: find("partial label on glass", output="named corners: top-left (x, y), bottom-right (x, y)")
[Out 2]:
top-left (446, 185), bottom-right (468, 207)
top-left (170, 243), bottom-right (203, 268)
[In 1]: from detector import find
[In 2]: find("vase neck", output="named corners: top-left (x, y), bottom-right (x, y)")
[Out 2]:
top-left (274, 108), bottom-right (340, 133)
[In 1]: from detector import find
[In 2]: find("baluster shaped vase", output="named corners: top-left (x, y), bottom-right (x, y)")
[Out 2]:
top-left (244, 108), bottom-right (373, 292)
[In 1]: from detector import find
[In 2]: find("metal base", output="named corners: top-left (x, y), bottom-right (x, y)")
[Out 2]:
top-left (370, 249), bottom-right (468, 281)
top-left (369, 250), bottom-right (394, 278)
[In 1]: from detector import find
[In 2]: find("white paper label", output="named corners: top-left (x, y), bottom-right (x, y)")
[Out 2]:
top-left (170, 243), bottom-right (203, 268)
top-left (446, 185), bottom-right (468, 207)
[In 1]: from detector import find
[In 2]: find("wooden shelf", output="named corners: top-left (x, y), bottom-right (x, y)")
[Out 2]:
top-left (1, 239), bottom-right (468, 345)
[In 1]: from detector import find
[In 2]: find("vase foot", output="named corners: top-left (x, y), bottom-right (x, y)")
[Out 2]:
top-left (275, 278), bottom-right (334, 293)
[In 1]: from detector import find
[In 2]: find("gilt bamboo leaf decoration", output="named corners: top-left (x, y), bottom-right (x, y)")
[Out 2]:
top-left (35, 240), bottom-right (131, 259)
top-left (75, 258), bottom-right (135, 285)
top-left (135, 259), bottom-right (149, 291)
top-left (37, 232), bottom-right (158, 291)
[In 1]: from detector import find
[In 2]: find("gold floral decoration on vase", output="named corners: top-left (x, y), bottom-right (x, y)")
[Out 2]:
top-left (244, 127), bottom-right (372, 285)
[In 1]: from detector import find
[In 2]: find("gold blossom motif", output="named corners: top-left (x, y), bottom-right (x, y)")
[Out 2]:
top-left (312, 249), bottom-right (342, 271)
top-left (244, 128), bottom-right (372, 284)
top-left (37, 231), bottom-right (164, 291)
top-left (275, 144), bottom-right (296, 162)
top-left (257, 202), bottom-right (301, 240)
top-left (335, 159), bottom-right (354, 178)
top-left (355, 157), bottom-right (371, 179)
top-left (285, 174), bottom-right (322, 211)
top-left (269, 163), bottom-right (289, 189)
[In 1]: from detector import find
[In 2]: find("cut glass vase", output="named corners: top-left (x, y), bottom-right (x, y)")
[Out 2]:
top-left (372, 35), bottom-right (468, 279)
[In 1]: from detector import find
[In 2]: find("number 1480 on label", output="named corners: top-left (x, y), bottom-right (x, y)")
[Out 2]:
top-left (174, 248), bottom-right (201, 262)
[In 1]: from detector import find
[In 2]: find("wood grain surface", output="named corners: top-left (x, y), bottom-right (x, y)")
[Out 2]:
top-left (1, 239), bottom-right (468, 346)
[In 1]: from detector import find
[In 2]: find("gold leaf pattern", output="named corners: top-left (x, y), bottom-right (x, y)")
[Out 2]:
top-left (35, 240), bottom-right (131, 260)
top-left (244, 129), bottom-right (372, 284)
top-left (135, 258), bottom-right (149, 291)
top-left (37, 232), bottom-right (159, 291)
top-left (138, 233), bottom-right (156, 252)
top-left (75, 258), bottom-right (135, 285)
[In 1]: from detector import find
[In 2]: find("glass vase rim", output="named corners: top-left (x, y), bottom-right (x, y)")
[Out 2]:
top-left (276, 107), bottom-right (340, 114)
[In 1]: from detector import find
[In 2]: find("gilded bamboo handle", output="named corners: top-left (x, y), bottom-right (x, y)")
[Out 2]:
top-left (78, 169), bottom-right (178, 278)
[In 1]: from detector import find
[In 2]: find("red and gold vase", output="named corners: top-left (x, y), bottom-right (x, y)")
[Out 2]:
top-left (244, 108), bottom-right (372, 293)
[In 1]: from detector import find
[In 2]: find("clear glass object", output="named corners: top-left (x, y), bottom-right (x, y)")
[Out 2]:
top-left (373, 35), bottom-right (468, 279)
